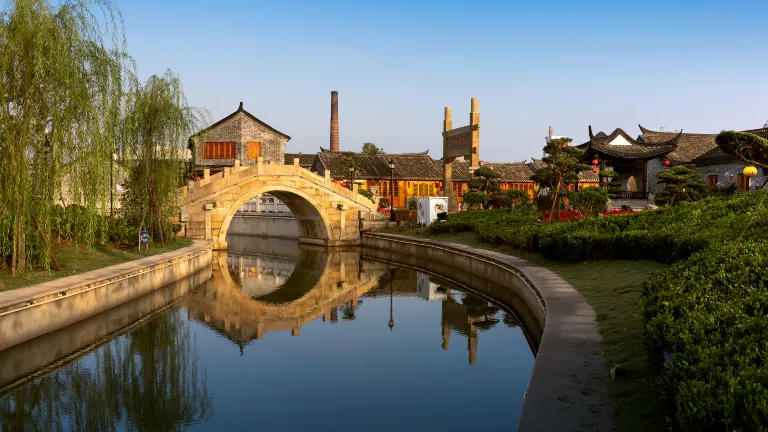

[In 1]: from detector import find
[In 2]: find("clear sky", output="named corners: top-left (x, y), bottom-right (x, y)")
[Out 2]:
top-left (115, 0), bottom-right (768, 162)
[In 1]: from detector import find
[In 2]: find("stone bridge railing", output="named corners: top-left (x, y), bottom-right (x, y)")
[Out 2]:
top-left (178, 157), bottom-right (380, 214)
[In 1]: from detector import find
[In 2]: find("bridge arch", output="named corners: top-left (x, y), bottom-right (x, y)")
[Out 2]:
top-left (218, 184), bottom-right (336, 248)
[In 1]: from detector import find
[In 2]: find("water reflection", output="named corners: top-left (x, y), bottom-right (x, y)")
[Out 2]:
top-left (0, 236), bottom-right (534, 430)
top-left (0, 306), bottom-right (213, 431)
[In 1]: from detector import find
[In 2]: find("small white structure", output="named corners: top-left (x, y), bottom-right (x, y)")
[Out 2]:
top-left (417, 197), bottom-right (448, 226)
top-left (416, 273), bottom-right (448, 301)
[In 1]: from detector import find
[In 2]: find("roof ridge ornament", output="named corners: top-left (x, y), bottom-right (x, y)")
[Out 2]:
top-left (588, 125), bottom-right (594, 141)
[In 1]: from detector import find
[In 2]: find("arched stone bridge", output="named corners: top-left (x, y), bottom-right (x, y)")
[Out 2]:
top-left (177, 158), bottom-right (388, 249)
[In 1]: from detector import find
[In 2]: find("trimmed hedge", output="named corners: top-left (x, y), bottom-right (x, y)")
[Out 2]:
top-left (430, 192), bottom-right (768, 264)
top-left (429, 192), bottom-right (768, 427)
top-left (642, 241), bottom-right (768, 430)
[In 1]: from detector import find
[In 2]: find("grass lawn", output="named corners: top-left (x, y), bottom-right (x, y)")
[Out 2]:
top-left (0, 238), bottom-right (193, 292)
top-left (379, 226), bottom-right (667, 431)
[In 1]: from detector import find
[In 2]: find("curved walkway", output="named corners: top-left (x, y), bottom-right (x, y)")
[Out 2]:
top-left (362, 232), bottom-right (613, 432)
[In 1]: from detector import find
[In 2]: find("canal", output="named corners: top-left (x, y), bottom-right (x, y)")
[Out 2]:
top-left (0, 235), bottom-right (535, 431)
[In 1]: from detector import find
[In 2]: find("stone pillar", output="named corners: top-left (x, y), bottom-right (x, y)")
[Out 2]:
top-left (257, 156), bottom-right (263, 175)
top-left (203, 168), bottom-right (210, 185)
top-left (443, 107), bottom-right (457, 212)
top-left (256, 321), bottom-right (264, 339)
top-left (204, 203), bottom-right (213, 240)
top-left (469, 98), bottom-right (480, 169)
top-left (324, 170), bottom-right (331, 187)
top-left (330, 91), bottom-right (339, 152)
top-left (234, 159), bottom-right (241, 171)
top-left (292, 326), bottom-right (300, 337)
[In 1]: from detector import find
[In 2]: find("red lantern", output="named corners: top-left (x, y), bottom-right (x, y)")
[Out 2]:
top-left (592, 159), bottom-right (599, 166)
top-left (664, 160), bottom-right (671, 167)
top-left (592, 167), bottom-right (599, 174)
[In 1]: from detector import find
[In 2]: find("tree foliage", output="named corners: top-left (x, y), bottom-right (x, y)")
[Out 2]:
top-left (0, 0), bottom-right (129, 273)
top-left (461, 191), bottom-right (488, 211)
top-left (715, 130), bottom-right (768, 169)
top-left (654, 166), bottom-right (707, 206)
top-left (531, 138), bottom-right (589, 221)
top-left (571, 187), bottom-right (609, 218)
top-left (598, 169), bottom-right (622, 199)
top-left (119, 72), bottom-right (207, 246)
top-left (361, 142), bottom-right (383, 155)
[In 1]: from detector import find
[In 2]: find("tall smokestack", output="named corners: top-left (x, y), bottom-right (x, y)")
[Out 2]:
top-left (330, 91), bottom-right (339, 152)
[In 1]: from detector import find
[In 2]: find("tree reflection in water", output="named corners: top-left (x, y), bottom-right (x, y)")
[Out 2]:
top-left (0, 310), bottom-right (212, 431)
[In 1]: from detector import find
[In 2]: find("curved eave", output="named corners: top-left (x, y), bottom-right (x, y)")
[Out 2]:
top-left (591, 144), bottom-right (676, 160)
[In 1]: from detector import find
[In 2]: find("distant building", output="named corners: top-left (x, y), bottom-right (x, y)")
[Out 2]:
top-left (577, 125), bottom-right (768, 206)
top-left (187, 102), bottom-right (291, 177)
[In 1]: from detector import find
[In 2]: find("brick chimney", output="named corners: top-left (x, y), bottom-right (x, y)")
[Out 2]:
top-left (330, 91), bottom-right (339, 151)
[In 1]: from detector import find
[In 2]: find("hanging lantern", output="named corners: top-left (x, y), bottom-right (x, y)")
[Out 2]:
top-left (592, 159), bottom-right (599, 166)
top-left (664, 160), bottom-right (671, 167)
top-left (744, 166), bottom-right (758, 178)
top-left (592, 167), bottom-right (599, 174)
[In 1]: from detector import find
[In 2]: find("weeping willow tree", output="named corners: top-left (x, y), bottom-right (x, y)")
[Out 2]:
top-left (0, 0), bottom-right (129, 274)
top-left (119, 71), bottom-right (207, 247)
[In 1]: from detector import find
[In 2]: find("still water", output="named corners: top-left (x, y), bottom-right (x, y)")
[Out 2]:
top-left (0, 236), bottom-right (534, 431)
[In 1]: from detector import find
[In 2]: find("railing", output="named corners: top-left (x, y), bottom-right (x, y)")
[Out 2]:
top-left (614, 191), bottom-right (649, 199)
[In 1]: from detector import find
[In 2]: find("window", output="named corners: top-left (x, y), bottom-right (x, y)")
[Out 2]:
top-left (708, 175), bottom-right (718, 187)
top-left (203, 142), bottom-right (235, 159)
top-left (394, 182), bottom-right (399, 197)
top-left (247, 142), bottom-right (261, 159)
top-left (380, 181), bottom-right (389, 198)
top-left (738, 173), bottom-right (749, 192)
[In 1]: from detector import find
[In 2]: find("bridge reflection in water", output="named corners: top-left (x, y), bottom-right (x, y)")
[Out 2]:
top-left (0, 235), bottom-right (533, 430)
top-left (187, 235), bottom-right (522, 365)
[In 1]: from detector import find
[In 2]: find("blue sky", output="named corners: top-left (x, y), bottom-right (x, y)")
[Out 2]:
top-left (115, 0), bottom-right (768, 162)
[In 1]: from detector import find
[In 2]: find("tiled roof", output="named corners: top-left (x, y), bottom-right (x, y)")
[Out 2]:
top-left (581, 126), bottom-right (679, 160)
top-left (315, 152), bottom-right (443, 180)
top-left (284, 153), bottom-right (316, 168)
top-left (637, 125), bottom-right (724, 165)
top-left (451, 161), bottom-right (534, 182)
top-left (190, 102), bottom-right (290, 141)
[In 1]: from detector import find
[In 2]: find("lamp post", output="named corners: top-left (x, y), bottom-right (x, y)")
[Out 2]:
top-left (348, 166), bottom-right (355, 191)
top-left (388, 268), bottom-right (395, 331)
top-left (389, 159), bottom-right (395, 222)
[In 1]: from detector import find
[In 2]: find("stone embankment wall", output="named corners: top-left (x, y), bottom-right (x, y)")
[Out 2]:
top-left (361, 232), bottom-right (613, 432)
top-left (0, 240), bottom-right (212, 352)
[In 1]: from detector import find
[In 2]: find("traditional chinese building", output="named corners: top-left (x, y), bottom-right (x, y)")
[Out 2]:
top-left (187, 102), bottom-right (291, 177)
top-left (577, 125), bottom-right (768, 204)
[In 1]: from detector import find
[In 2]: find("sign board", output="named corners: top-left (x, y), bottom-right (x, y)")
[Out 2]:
top-left (443, 125), bottom-right (474, 159)
top-left (417, 197), bottom-right (449, 226)
top-left (139, 231), bottom-right (149, 246)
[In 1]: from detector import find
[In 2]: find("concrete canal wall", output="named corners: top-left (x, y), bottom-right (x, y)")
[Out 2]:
top-left (361, 232), bottom-right (613, 432)
top-left (0, 240), bottom-right (213, 352)
top-left (0, 269), bottom-right (211, 390)
top-left (226, 214), bottom-right (300, 238)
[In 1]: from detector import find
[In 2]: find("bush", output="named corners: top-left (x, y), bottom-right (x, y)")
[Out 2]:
top-left (642, 240), bottom-right (768, 430)
top-left (571, 187), bottom-right (609, 218)
top-left (462, 191), bottom-right (488, 211)
top-left (503, 189), bottom-right (531, 210)
top-left (358, 188), bottom-right (376, 204)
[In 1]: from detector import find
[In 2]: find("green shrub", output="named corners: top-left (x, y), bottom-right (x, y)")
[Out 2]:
top-left (462, 191), bottom-right (489, 211)
top-left (571, 187), bottom-right (609, 217)
top-left (358, 188), bottom-right (376, 204)
top-left (642, 240), bottom-right (768, 430)
top-left (503, 189), bottom-right (531, 210)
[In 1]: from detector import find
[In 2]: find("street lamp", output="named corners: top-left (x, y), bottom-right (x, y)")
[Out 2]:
top-left (388, 268), bottom-right (395, 331)
top-left (348, 166), bottom-right (355, 191)
top-left (389, 159), bottom-right (395, 222)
